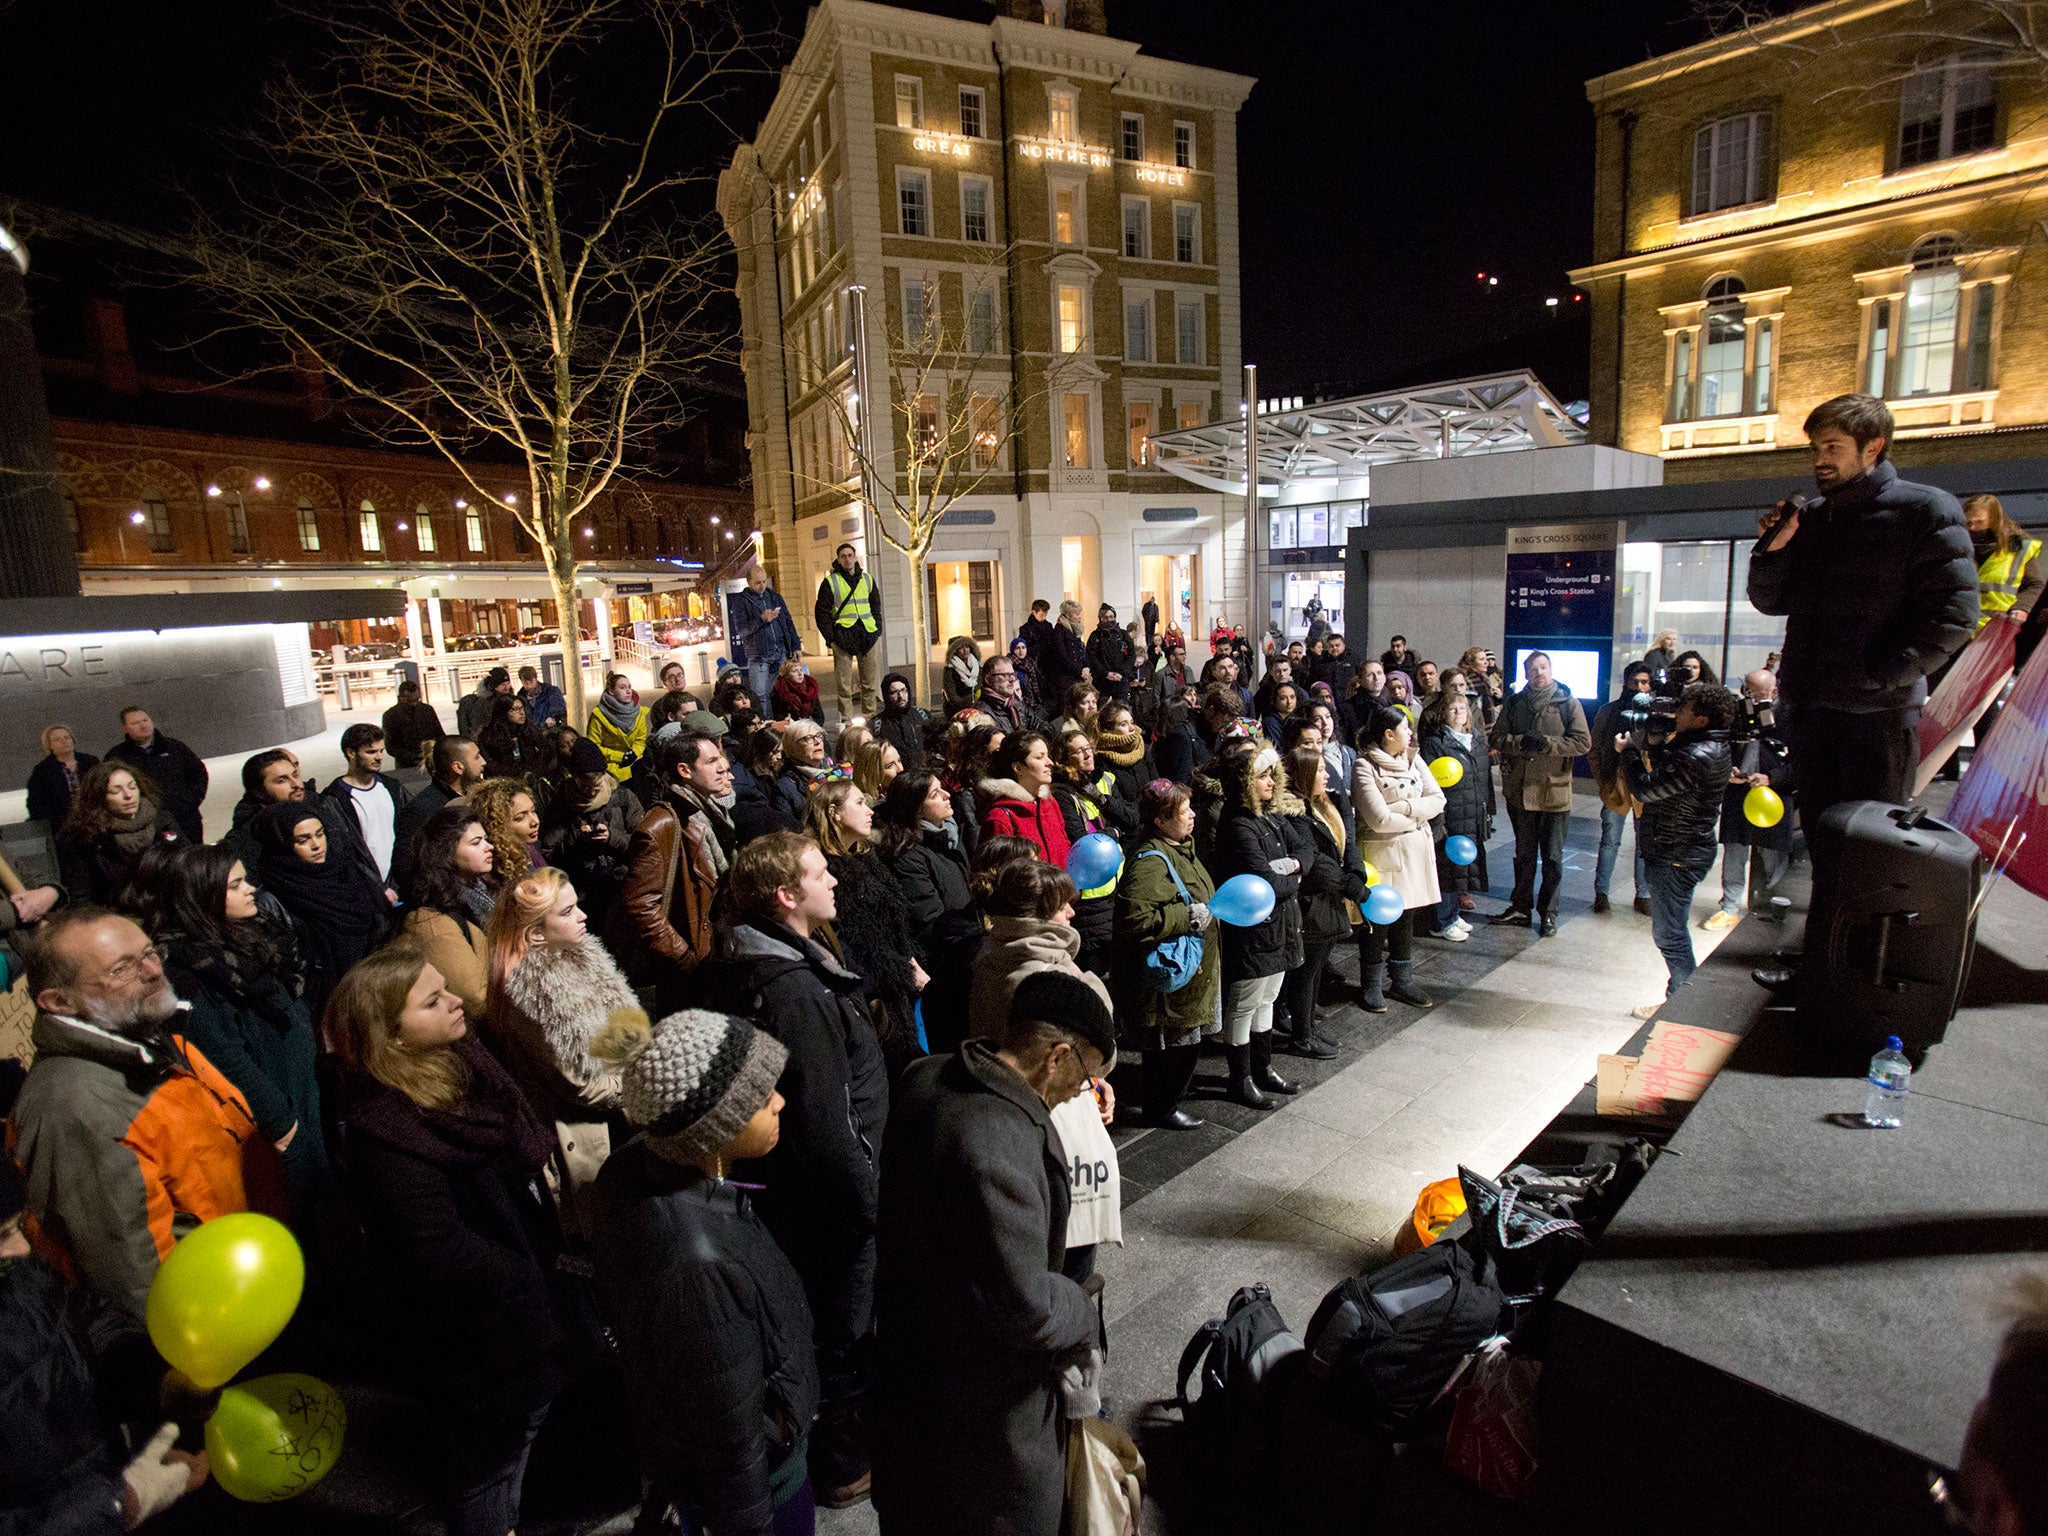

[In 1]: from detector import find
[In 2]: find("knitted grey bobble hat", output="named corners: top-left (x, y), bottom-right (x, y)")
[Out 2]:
top-left (621, 1009), bottom-right (788, 1165)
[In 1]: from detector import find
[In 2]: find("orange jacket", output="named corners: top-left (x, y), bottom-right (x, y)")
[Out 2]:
top-left (8, 1010), bottom-right (287, 1319)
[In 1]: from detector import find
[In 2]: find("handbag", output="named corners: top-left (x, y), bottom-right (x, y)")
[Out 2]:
top-left (1134, 850), bottom-right (1203, 993)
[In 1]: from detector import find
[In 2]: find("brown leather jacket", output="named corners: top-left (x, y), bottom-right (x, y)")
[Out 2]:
top-left (607, 793), bottom-right (719, 982)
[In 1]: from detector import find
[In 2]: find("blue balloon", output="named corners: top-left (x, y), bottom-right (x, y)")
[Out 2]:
top-left (1210, 873), bottom-right (1276, 927)
top-left (1363, 885), bottom-right (1406, 926)
top-left (1065, 832), bottom-right (1124, 891)
top-left (1445, 835), bottom-right (1479, 867)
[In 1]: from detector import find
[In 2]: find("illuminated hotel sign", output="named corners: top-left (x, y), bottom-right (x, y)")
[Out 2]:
top-left (1135, 164), bottom-right (1189, 188)
top-left (912, 133), bottom-right (976, 158)
top-left (1015, 137), bottom-right (1112, 170)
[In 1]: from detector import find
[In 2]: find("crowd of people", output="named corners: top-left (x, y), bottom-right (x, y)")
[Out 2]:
top-left (3, 390), bottom-right (2038, 1536)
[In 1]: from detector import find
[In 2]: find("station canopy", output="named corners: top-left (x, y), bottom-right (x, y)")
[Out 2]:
top-left (1148, 371), bottom-right (1587, 498)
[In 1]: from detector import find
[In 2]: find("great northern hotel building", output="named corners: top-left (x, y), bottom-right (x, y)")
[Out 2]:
top-left (718, 0), bottom-right (1254, 676)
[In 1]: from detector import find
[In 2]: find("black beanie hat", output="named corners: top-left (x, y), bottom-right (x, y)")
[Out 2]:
top-left (1010, 970), bottom-right (1116, 1065)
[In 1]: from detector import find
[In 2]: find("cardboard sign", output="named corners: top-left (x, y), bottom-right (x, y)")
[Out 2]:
top-left (1623, 1021), bottom-right (1743, 1116)
top-left (1948, 637), bottom-right (2048, 902)
top-left (1914, 620), bottom-right (2018, 795)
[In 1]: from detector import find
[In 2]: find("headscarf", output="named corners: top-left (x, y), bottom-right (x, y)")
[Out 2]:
top-left (254, 802), bottom-right (390, 1003)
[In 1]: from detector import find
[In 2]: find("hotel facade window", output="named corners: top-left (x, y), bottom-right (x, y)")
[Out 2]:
top-left (1063, 392), bottom-right (1091, 467)
top-left (415, 506), bottom-right (437, 552)
top-left (297, 500), bottom-right (322, 552)
top-left (1122, 196), bottom-right (1149, 259)
top-left (226, 495), bottom-right (251, 554)
top-left (1128, 400), bottom-right (1154, 466)
top-left (894, 76), bottom-right (923, 131)
top-left (1178, 399), bottom-right (1204, 429)
top-left (1661, 275), bottom-right (1784, 439)
top-left (1053, 181), bottom-right (1082, 246)
top-left (958, 85), bottom-right (984, 139)
top-left (360, 504), bottom-right (383, 553)
top-left (912, 393), bottom-right (940, 456)
top-left (897, 169), bottom-right (930, 236)
top-left (1121, 112), bottom-right (1144, 161)
top-left (1058, 283), bottom-right (1088, 353)
top-left (970, 393), bottom-right (1000, 469)
top-left (1898, 56), bottom-right (1996, 169)
top-left (1690, 111), bottom-right (1770, 215)
top-left (1173, 203), bottom-right (1200, 263)
top-left (1176, 297), bottom-right (1204, 365)
top-left (1174, 121), bottom-right (1195, 168)
top-left (465, 508), bottom-right (485, 551)
top-left (1049, 87), bottom-right (1077, 143)
top-left (1125, 296), bottom-right (1153, 362)
top-left (1859, 234), bottom-right (2006, 407)
top-left (968, 285), bottom-right (998, 354)
top-left (961, 175), bottom-right (992, 243)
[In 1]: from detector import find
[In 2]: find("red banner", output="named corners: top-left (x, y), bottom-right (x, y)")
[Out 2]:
top-left (1947, 637), bottom-right (2048, 902)
top-left (1914, 621), bottom-right (2018, 795)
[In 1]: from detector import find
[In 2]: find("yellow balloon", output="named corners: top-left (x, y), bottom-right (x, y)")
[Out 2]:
top-left (1429, 756), bottom-right (1464, 788)
top-left (146, 1213), bottom-right (304, 1390)
top-left (1743, 785), bottom-right (1785, 828)
top-left (205, 1373), bottom-right (347, 1502)
top-left (1362, 861), bottom-right (1381, 887)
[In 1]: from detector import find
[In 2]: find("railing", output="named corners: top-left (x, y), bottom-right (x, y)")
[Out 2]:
top-left (313, 638), bottom-right (726, 708)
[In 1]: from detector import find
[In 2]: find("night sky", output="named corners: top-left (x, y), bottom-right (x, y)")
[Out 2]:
top-left (0, 0), bottom-right (1705, 399)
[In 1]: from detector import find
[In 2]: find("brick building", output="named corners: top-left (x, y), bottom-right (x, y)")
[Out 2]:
top-left (19, 212), bottom-right (753, 649)
top-left (1571, 0), bottom-right (2048, 483)
top-left (717, 0), bottom-right (1254, 677)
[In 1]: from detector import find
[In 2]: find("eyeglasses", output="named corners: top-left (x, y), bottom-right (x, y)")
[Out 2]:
top-left (102, 945), bottom-right (166, 987)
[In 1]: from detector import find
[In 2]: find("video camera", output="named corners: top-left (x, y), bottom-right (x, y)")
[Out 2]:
top-left (1620, 668), bottom-right (1776, 748)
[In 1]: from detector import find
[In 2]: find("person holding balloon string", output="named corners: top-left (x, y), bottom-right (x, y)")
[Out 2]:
top-left (1419, 691), bottom-right (1493, 938)
top-left (1053, 731), bottom-right (1132, 981)
top-left (1351, 705), bottom-right (1447, 1012)
top-left (1278, 747), bottom-right (1375, 1060)
top-left (1113, 780), bottom-right (1223, 1130)
top-left (1209, 743), bottom-right (1308, 1110)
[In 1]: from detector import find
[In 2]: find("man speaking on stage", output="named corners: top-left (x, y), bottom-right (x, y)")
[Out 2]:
top-left (1746, 393), bottom-right (1978, 855)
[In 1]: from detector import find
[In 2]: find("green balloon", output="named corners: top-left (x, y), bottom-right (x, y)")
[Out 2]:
top-left (146, 1213), bottom-right (304, 1389)
top-left (205, 1373), bottom-right (347, 1503)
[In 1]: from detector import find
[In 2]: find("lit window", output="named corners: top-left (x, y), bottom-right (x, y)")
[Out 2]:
top-left (415, 504), bottom-right (437, 552)
top-left (1698, 277), bottom-right (1747, 418)
top-left (1121, 113), bottom-right (1144, 161)
top-left (1122, 197), bottom-right (1149, 259)
top-left (897, 169), bottom-right (930, 237)
top-left (1049, 89), bottom-right (1077, 143)
top-left (962, 176), bottom-right (992, 243)
top-left (1125, 297), bottom-right (1153, 363)
top-left (959, 86), bottom-right (985, 139)
top-left (1899, 57), bottom-right (1996, 168)
top-left (968, 286), bottom-right (999, 354)
top-left (1178, 400), bottom-right (1203, 430)
top-left (1054, 184), bottom-right (1079, 245)
top-left (225, 495), bottom-right (251, 554)
top-left (1176, 297), bottom-right (1203, 365)
top-left (1691, 112), bottom-right (1768, 215)
top-left (1174, 122), bottom-right (1194, 169)
top-left (895, 77), bottom-right (923, 131)
top-left (297, 500), bottom-right (321, 551)
top-left (1058, 284), bottom-right (1087, 353)
top-left (1173, 203), bottom-right (1200, 263)
top-left (1063, 392), bottom-right (1091, 468)
top-left (971, 394), bottom-right (1000, 469)
top-left (1128, 400), bottom-right (1154, 466)
top-left (142, 498), bottom-right (174, 553)
top-left (359, 503), bottom-right (383, 553)
top-left (1752, 318), bottom-right (1774, 414)
top-left (1669, 331), bottom-right (1694, 421)
top-left (1898, 238), bottom-right (1963, 397)
top-left (465, 509), bottom-right (486, 551)
top-left (912, 393), bottom-right (941, 456)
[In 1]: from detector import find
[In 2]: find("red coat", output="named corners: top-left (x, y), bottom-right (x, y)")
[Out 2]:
top-left (977, 778), bottom-right (1073, 869)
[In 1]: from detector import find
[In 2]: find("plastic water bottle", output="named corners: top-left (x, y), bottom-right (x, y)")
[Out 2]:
top-left (1863, 1037), bottom-right (1911, 1128)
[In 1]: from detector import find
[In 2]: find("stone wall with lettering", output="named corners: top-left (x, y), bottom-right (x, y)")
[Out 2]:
top-left (0, 625), bottom-right (324, 785)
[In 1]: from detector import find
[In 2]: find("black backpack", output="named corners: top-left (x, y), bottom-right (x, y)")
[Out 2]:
top-left (1175, 1283), bottom-right (1305, 1483)
top-left (1303, 1241), bottom-right (1507, 1439)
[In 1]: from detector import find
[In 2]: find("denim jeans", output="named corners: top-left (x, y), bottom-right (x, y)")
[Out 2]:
top-left (1596, 807), bottom-right (1647, 899)
top-left (1719, 841), bottom-right (1790, 914)
top-left (747, 658), bottom-right (777, 708)
top-left (446, 1403), bottom-right (550, 1536)
top-left (1642, 862), bottom-right (1705, 995)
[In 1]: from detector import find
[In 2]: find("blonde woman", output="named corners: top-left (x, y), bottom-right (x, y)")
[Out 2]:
top-left (467, 777), bottom-right (545, 889)
top-left (803, 779), bottom-right (924, 1064)
top-left (850, 738), bottom-right (902, 804)
top-left (485, 866), bottom-right (648, 1213)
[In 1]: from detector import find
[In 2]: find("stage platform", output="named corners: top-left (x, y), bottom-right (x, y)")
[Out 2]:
top-left (1539, 862), bottom-right (2048, 1534)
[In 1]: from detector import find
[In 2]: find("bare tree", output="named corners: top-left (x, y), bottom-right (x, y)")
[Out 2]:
top-left (1691, 0), bottom-right (2048, 91)
top-left (799, 252), bottom-right (1054, 705)
top-left (188, 0), bottom-right (758, 724)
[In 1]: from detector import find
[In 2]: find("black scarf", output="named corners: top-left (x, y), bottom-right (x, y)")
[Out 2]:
top-left (254, 802), bottom-right (390, 986)
top-left (159, 918), bottom-right (302, 1028)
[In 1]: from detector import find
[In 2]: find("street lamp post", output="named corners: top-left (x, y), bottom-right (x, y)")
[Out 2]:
top-left (1243, 362), bottom-right (1258, 645)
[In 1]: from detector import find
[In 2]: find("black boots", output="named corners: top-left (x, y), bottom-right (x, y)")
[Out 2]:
top-left (1224, 1043), bottom-right (1274, 1110)
top-left (1385, 959), bottom-right (1433, 1008)
top-left (1142, 1044), bottom-right (1204, 1130)
top-left (1250, 1031), bottom-right (1298, 1096)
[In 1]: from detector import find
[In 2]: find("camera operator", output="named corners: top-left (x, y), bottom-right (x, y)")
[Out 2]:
top-left (1705, 669), bottom-right (1794, 932)
top-left (1618, 681), bottom-right (1739, 1015)
top-left (1747, 395), bottom-right (1977, 857)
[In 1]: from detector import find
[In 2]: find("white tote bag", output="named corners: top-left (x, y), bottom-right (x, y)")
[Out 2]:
top-left (1051, 1090), bottom-right (1122, 1249)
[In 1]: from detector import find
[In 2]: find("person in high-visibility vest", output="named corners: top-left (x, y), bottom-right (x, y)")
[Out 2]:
top-left (813, 542), bottom-right (884, 725)
top-left (1963, 494), bottom-right (2044, 631)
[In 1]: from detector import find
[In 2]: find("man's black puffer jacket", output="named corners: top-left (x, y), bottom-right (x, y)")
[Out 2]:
top-left (1746, 459), bottom-right (1978, 713)
top-left (1625, 728), bottom-right (1736, 873)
